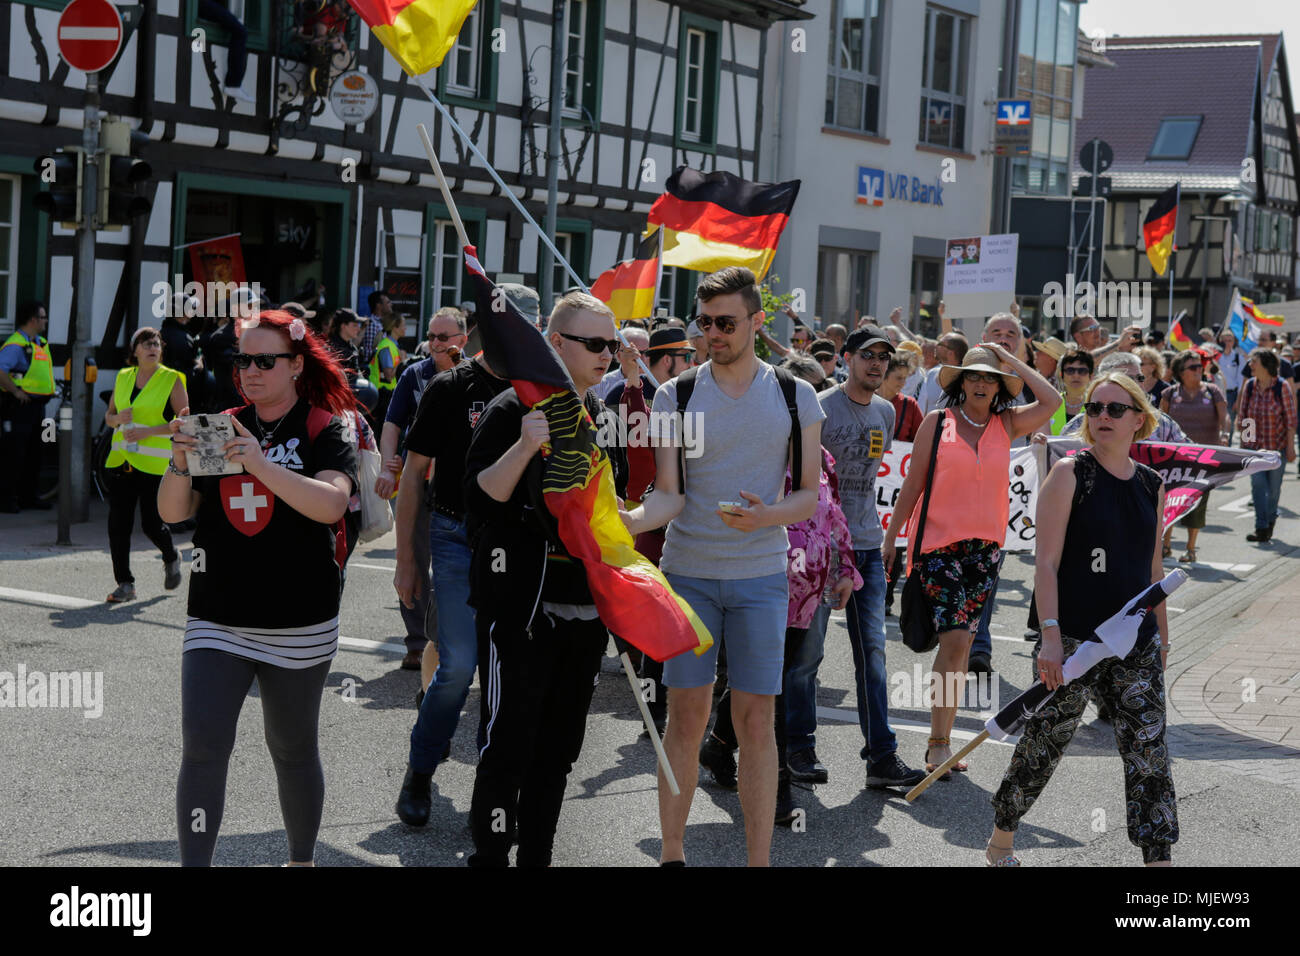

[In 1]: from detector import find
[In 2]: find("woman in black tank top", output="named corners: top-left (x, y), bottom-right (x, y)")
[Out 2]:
top-left (986, 374), bottom-right (1179, 867)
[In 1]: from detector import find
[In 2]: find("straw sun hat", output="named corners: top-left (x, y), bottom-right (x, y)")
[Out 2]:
top-left (936, 345), bottom-right (1023, 398)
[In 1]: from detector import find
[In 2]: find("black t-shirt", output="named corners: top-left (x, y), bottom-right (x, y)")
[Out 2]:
top-left (188, 399), bottom-right (358, 629)
top-left (329, 335), bottom-right (360, 376)
top-left (463, 388), bottom-right (629, 611)
top-left (404, 359), bottom-right (511, 516)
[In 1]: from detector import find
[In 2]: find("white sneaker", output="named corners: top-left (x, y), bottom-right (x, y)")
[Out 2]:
top-left (225, 85), bottom-right (255, 104)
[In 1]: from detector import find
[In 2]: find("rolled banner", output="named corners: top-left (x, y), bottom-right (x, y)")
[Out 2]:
top-left (985, 569), bottom-right (1188, 743)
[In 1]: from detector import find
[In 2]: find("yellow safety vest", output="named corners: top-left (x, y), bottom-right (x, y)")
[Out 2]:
top-left (369, 336), bottom-right (399, 391)
top-left (105, 365), bottom-right (182, 474)
top-left (2, 331), bottom-right (55, 396)
top-left (1049, 396), bottom-right (1067, 435)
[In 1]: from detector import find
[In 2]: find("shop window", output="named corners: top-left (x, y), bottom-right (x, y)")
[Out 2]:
top-left (825, 0), bottom-right (884, 135)
top-left (817, 247), bottom-right (872, 328)
top-left (918, 5), bottom-right (969, 151)
top-left (0, 176), bottom-right (16, 334)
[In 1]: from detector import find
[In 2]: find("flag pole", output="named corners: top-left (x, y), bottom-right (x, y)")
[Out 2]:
top-left (413, 115), bottom-right (659, 388)
top-left (651, 225), bottom-right (665, 316)
top-left (619, 651), bottom-right (679, 795)
top-left (906, 731), bottom-right (988, 803)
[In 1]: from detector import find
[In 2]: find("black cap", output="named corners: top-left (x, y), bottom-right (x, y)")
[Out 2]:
top-left (844, 325), bottom-right (896, 356)
top-left (808, 339), bottom-right (836, 359)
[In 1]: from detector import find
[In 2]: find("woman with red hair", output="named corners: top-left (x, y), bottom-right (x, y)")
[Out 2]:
top-left (158, 309), bottom-right (358, 866)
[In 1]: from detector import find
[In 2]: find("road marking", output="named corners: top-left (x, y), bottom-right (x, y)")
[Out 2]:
top-left (339, 635), bottom-right (406, 655)
top-left (351, 562), bottom-right (396, 572)
top-left (816, 705), bottom-right (1013, 746)
top-left (885, 619), bottom-right (1026, 642)
top-left (0, 586), bottom-right (99, 610)
top-left (1218, 493), bottom-right (1253, 512)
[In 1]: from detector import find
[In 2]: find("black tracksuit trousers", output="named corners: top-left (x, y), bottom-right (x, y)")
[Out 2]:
top-left (468, 607), bottom-right (608, 867)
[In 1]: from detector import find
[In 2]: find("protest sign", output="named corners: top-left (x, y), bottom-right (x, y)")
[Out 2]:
top-left (941, 232), bottom-right (1019, 325)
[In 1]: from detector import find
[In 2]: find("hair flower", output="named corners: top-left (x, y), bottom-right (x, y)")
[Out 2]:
top-left (289, 318), bottom-right (307, 341)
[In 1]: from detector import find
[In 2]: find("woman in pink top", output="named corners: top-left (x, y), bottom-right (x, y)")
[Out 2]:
top-left (882, 343), bottom-right (1060, 774)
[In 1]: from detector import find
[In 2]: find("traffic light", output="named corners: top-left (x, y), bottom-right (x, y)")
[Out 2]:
top-left (99, 118), bottom-right (152, 228)
top-left (102, 154), bottom-right (153, 226)
top-left (32, 149), bottom-right (85, 227)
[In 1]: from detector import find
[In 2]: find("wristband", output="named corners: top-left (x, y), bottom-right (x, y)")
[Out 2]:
top-left (167, 460), bottom-right (191, 478)
top-left (1040, 618), bottom-right (1060, 630)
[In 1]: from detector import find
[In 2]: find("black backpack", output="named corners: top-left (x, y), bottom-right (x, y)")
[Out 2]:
top-left (673, 364), bottom-right (803, 492)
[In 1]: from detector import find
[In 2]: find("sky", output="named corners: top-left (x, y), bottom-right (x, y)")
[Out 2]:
top-left (1079, 0), bottom-right (1299, 98)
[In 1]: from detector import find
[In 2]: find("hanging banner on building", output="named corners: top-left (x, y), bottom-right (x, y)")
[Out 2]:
top-left (1043, 438), bottom-right (1282, 530)
top-left (941, 232), bottom-right (1019, 323)
top-left (188, 234), bottom-right (247, 287)
top-left (876, 441), bottom-right (1039, 552)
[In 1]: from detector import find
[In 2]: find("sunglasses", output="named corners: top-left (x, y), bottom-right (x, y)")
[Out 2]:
top-left (963, 371), bottom-right (1000, 384)
top-left (559, 332), bottom-right (619, 355)
top-left (1061, 366), bottom-right (1091, 376)
top-left (1084, 401), bottom-right (1140, 419)
top-left (856, 349), bottom-right (891, 363)
top-left (428, 332), bottom-right (462, 342)
top-left (1078, 324), bottom-right (1101, 333)
top-left (234, 352), bottom-right (294, 371)
top-left (695, 314), bottom-right (744, 335)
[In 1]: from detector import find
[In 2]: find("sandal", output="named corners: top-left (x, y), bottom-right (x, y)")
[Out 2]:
top-left (1162, 541), bottom-right (1172, 558)
top-left (985, 841), bottom-right (1022, 867)
top-left (1179, 548), bottom-right (1197, 563)
top-left (925, 736), bottom-right (954, 781)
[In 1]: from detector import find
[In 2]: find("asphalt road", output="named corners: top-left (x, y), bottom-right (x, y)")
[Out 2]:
top-left (1, 468), bottom-right (1298, 866)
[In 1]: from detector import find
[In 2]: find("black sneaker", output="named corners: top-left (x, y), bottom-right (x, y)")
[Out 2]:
top-left (866, 753), bottom-right (926, 789)
top-left (1247, 528), bottom-right (1272, 543)
top-left (967, 652), bottom-right (993, 676)
top-left (774, 770), bottom-right (797, 827)
top-left (164, 558), bottom-right (182, 591)
top-left (1023, 629), bottom-right (1039, 642)
top-left (788, 748), bottom-right (829, 784)
top-left (699, 735), bottom-right (737, 790)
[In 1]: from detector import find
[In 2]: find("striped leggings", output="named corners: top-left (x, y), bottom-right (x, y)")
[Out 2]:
top-left (991, 633), bottom-right (1179, 864)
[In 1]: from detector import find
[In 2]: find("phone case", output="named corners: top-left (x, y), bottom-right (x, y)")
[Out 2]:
top-left (177, 414), bottom-right (243, 476)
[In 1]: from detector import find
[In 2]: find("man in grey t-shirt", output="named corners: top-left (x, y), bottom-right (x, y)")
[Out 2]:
top-left (623, 266), bottom-right (823, 867)
top-left (820, 326), bottom-right (926, 789)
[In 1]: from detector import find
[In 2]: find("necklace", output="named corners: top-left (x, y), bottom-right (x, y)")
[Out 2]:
top-left (254, 410), bottom-right (291, 449)
top-left (958, 405), bottom-right (989, 428)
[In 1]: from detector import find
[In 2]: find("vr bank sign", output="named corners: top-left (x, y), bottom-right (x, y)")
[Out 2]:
top-left (857, 166), bottom-right (944, 207)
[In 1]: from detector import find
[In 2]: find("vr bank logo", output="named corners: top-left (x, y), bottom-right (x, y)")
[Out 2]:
top-left (997, 99), bottom-right (1031, 126)
top-left (857, 166), bottom-right (885, 206)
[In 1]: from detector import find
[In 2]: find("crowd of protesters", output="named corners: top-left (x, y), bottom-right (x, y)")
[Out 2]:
top-left (7, 262), bottom-right (1299, 869)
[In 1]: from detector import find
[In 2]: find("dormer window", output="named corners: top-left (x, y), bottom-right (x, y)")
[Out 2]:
top-left (1149, 116), bottom-right (1202, 160)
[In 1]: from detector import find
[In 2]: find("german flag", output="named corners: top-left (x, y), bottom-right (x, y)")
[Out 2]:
top-left (347, 0), bottom-right (479, 76)
top-left (464, 246), bottom-right (712, 662)
top-left (590, 233), bottom-right (659, 322)
top-left (647, 166), bottom-right (800, 281)
top-left (1168, 312), bottom-right (1193, 351)
top-left (1142, 183), bottom-right (1179, 276)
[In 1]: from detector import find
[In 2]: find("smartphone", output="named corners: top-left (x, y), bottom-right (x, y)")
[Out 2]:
top-left (176, 413), bottom-right (242, 476)
top-left (718, 500), bottom-right (746, 515)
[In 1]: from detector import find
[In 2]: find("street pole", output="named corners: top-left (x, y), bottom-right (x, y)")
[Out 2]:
top-left (62, 71), bottom-right (100, 538)
top-left (541, 0), bottom-right (565, 314)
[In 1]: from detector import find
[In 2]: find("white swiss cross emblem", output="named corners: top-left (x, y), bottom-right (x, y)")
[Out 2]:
top-left (220, 475), bottom-right (274, 535)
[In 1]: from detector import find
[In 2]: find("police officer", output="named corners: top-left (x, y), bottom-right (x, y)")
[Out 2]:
top-left (0, 301), bottom-right (54, 512)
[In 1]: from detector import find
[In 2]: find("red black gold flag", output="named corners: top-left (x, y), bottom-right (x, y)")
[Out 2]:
top-left (590, 232), bottom-right (659, 322)
top-left (1142, 183), bottom-right (1179, 276)
top-left (463, 247), bottom-right (712, 661)
top-left (647, 166), bottom-right (800, 281)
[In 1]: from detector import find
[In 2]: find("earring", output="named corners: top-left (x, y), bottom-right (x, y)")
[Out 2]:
top-left (292, 374), bottom-right (299, 380)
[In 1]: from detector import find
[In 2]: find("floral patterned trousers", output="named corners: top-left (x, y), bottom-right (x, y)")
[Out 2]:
top-left (991, 632), bottom-right (1178, 863)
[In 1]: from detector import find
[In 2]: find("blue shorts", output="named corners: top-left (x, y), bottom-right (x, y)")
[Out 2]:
top-left (662, 571), bottom-right (788, 696)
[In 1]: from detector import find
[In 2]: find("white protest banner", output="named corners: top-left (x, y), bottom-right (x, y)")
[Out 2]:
top-left (941, 233), bottom-right (1019, 328)
top-left (875, 441), bottom-right (1039, 552)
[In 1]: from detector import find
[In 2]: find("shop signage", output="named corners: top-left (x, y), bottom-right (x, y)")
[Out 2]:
top-left (856, 166), bottom-right (944, 207)
top-left (329, 70), bottom-right (379, 125)
top-left (994, 99), bottom-right (1032, 155)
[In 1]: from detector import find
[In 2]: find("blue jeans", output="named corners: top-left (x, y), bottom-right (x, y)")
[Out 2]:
top-left (1251, 464), bottom-right (1284, 529)
top-left (971, 551), bottom-right (1006, 660)
top-left (198, 0), bottom-right (248, 87)
top-left (783, 602), bottom-right (830, 754)
top-left (844, 549), bottom-right (896, 764)
top-left (408, 514), bottom-right (478, 772)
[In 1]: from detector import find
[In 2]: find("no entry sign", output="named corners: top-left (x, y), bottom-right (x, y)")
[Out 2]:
top-left (57, 0), bottom-right (123, 74)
